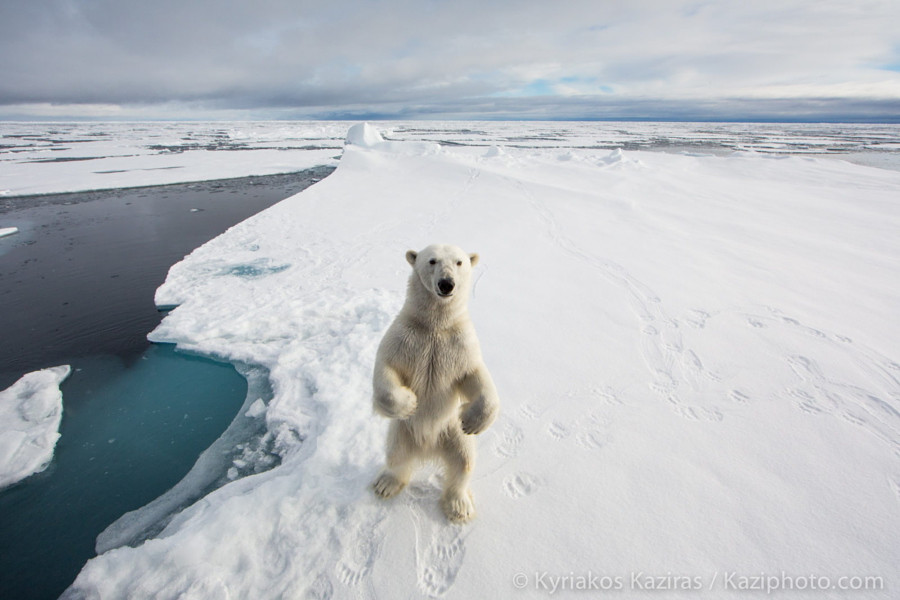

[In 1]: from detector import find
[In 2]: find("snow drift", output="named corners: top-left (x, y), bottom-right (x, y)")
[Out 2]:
top-left (65, 124), bottom-right (899, 598)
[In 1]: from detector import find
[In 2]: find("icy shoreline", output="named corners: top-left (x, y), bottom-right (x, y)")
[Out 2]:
top-left (65, 123), bottom-right (899, 598)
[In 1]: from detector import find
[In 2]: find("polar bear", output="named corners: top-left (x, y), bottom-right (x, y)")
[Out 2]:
top-left (371, 244), bottom-right (500, 522)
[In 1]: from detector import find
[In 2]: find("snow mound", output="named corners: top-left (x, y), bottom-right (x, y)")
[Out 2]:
top-left (345, 122), bottom-right (385, 148)
top-left (67, 126), bottom-right (900, 599)
top-left (0, 365), bottom-right (70, 489)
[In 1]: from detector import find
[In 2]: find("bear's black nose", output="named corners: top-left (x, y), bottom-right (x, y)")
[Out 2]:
top-left (437, 278), bottom-right (455, 296)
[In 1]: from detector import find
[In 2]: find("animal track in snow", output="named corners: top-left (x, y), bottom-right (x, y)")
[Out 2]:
top-left (682, 349), bottom-right (703, 376)
top-left (695, 407), bottom-right (723, 422)
top-left (518, 403), bottom-right (540, 421)
top-left (686, 309), bottom-right (710, 329)
top-left (668, 397), bottom-right (724, 423)
top-left (492, 422), bottom-right (524, 458)
top-left (572, 412), bottom-right (613, 450)
top-left (781, 316), bottom-right (827, 339)
top-left (729, 390), bottom-right (749, 404)
top-left (575, 430), bottom-right (607, 450)
top-left (503, 472), bottom-right (541, 498)
top-left (523, 180), bottom-right (731, 428)
top-left (673, 404), bottom-right (700, 421)
top-left (787, 355), bottom-right (823, 382)
top-left (562, 385), bottom-right (622, 406)
top-left (418, 537), bottom-right (464, 597)
top-left (331, 503), bottom-right (386, 590)
top-left (788, 388), bottom-right (824, 415)
top-left (784, 352), bottom-right (900, 456)
top-left (798, 401), bottom-right (824, 415)
top-left (335, 532), bottom-right (380, 587)
top-left (407, 483), bottom-right (468, 598)
top-left (649, 371), bottom-right (677, 396)
top-left (547, 421), bottom-right (572, 441)
top-left (595, 389), bottom-right (623, 405)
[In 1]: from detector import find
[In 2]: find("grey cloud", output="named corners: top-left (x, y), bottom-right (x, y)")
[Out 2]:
top-left (1, 0), bottom-right (898, 120)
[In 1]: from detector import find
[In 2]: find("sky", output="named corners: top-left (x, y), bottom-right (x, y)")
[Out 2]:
top-left (1, 0), bottom-right (899, 122)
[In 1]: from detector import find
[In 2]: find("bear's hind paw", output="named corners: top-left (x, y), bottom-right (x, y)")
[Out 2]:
top-left (441, 490), bottom-right (476, 523)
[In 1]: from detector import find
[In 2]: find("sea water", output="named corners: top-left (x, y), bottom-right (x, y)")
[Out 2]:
top-left (0, 345), bottom-right (246, 600)
top-left (0, 169), bottom-right (335, 385)
top-left (0, 168), bottom-right (331, 599)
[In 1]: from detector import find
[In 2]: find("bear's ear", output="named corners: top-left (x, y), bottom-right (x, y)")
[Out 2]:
top-left (469, 253), bottom-right (479, 267)
top-left (405, 250), bottom-right (418, 266)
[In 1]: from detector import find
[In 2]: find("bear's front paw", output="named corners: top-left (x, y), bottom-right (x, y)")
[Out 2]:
top-left (374, 387), bottom-right (418, 419)
top-left (372, 471), bottom-right (407, 499)
top-left (460, 400), bottom-right (497, 435)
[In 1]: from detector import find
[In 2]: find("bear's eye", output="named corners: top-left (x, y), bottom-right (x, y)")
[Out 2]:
top-left (456, 260), bottom-right (462, 266)
top-left (429, 259), bottom-right (436, 265)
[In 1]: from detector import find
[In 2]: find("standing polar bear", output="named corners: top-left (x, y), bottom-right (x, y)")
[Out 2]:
top-left (371, 244), bottom-right (499, 522)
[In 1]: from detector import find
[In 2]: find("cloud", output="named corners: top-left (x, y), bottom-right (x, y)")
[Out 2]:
top-left (1, 0), bottom-right (898, 120)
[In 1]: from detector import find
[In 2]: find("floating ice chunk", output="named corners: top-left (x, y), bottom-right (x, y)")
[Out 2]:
top-left (345, 122), bottom-right (384, 148)
top-left (0, 365), bottom-right (71, 489)
top-left (0, 227), bottom-right (19, 239)
top-left (245, 398), bottom-right (266, 419)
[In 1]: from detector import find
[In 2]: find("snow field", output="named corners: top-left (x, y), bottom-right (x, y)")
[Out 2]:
top-left (65, 124), bottom-right (899, 598)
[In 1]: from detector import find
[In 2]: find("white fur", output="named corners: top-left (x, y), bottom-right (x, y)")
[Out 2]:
top-left (371, 244), bottom-right (499, 522)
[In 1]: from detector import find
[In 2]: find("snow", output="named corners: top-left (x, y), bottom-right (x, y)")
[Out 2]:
top-left (345, 122), bottom-right (385, 147)
top-left (3, 121), bottom-right (898, 197)
top-left (65, 124), bottom-right (900, 598)
top-left (0, 365), bottom-right (71, 489)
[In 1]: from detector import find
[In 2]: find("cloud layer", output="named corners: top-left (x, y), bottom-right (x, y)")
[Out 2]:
top-left (1, 0), bottom-right (898, 120)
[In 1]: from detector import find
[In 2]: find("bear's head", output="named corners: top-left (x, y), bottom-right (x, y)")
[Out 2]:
top-left (406, 244), bottom-right (479, 302)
